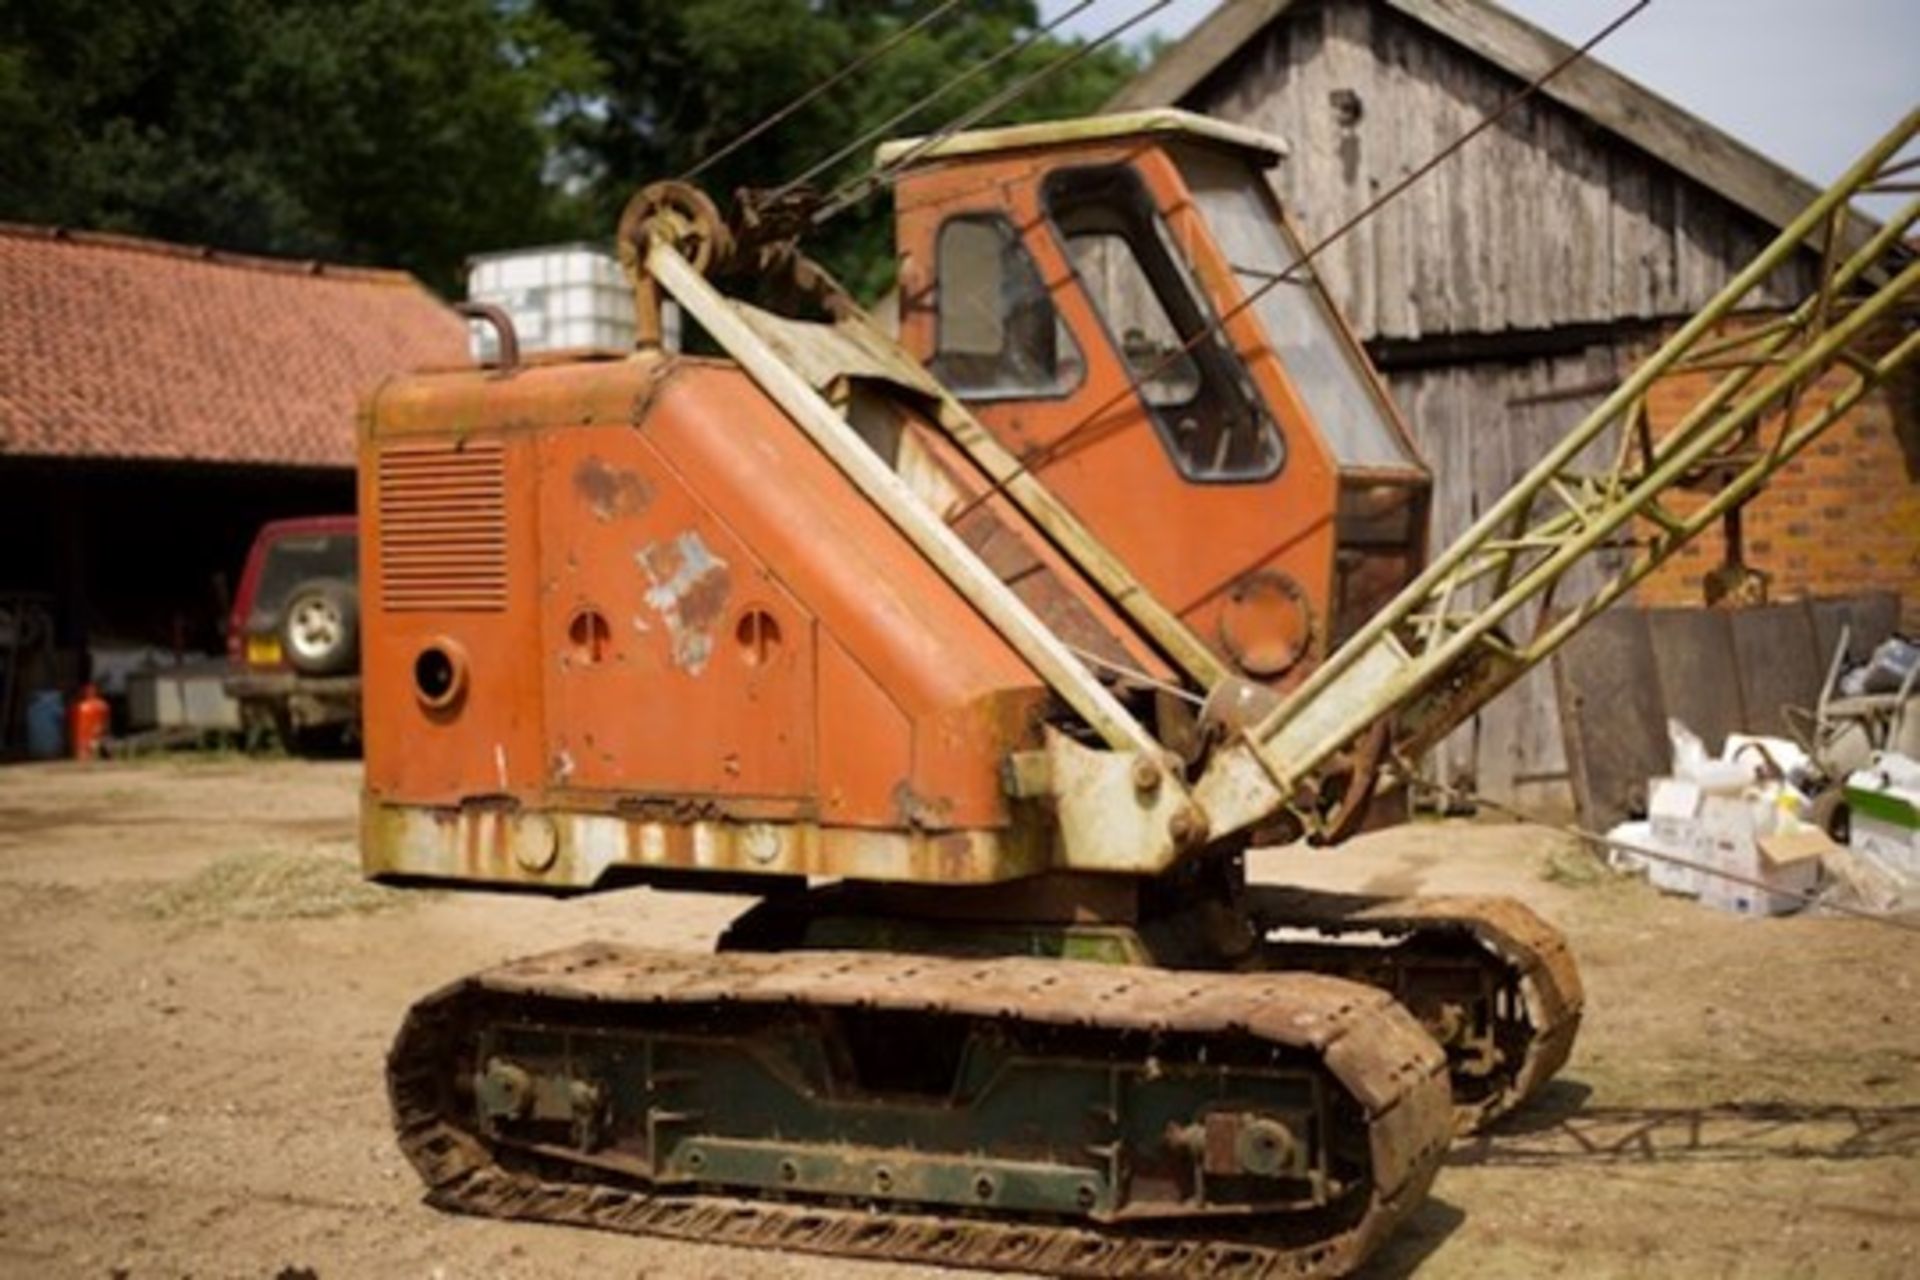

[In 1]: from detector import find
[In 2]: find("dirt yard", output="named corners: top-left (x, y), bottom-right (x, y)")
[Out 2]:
top-left (1, 757), bottom-right (1915, 1279)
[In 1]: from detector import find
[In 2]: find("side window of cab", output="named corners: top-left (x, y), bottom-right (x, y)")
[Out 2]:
top-left (930, 215), bottom-right (1084, 399)
top-left (1045, 164), bottom-right (1283, 483)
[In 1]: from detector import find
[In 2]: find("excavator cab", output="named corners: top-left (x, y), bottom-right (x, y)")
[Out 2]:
top-left (889, 110), bottom-right (1428, 685)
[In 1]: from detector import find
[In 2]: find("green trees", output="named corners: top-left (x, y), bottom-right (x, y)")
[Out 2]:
top-left (0, 1), bottom-right (596, 291)
top-left (542, 0), bottom-right (1137, 295)
top-left (0, 0), bottom-right (1137, 297)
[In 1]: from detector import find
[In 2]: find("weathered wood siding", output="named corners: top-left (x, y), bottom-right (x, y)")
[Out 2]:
top-left (1184, 0), bottom-right (1814, 345)
top-left (1382, 345), bottom-right (1632, 806)
top-left (1159, 0), bottom-right (1828, 806)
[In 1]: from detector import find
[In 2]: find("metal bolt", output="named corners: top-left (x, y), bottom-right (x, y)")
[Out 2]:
top-left (973, 1173), bottom-right (996, 1202)
top-left (1131, 757), bottom-right (1161, 793)
top-left (1075, 1182), bottom-right (1097, 1211)
top-left (1168, 806), bottom-right (1209, 847)
top-left (1234, 1117), bottom-right (1299, 1178)
top-left (779, 1158), bottom-right (799, 1184)
top-left (873, 1166), bottom-right (893, 1194)
top-left (476, 1058), bottom-right (533, 1120)
top-left (685, 1147), bottom-right (705, 1171)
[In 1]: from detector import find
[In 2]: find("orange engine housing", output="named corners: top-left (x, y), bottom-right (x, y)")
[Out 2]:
top-left (357, 352), bottom-right (1063, 891)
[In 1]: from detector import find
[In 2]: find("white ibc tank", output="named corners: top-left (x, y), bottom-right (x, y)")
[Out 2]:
top-left (465, 242), bottom-right (636, 357)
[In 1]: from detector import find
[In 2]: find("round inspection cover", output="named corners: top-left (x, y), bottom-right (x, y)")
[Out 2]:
top-left (1218, 571), bottom-right (1314, 678)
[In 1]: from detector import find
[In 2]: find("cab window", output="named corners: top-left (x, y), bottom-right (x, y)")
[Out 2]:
top-left (930, 215), bottom-right (1083, 398)
top-left (1174, 145), bottom-right (1414, 470)
top-left (1044, 164), bottom-right (1282, 482)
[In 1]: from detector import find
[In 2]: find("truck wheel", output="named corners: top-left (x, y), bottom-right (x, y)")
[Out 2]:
top-left (282, 578), bottom-right (360, 676)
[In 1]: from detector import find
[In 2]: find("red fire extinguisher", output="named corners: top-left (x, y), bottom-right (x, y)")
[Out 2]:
top-left (69, 684), bottom-right (109, 760)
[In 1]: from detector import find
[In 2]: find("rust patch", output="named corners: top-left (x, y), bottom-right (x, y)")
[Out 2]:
top-left (613, 795), bottom-right (725, 824)
top-left (637, 531), bottom-right (731, 674)
top-left (891, 780), bottom-right (956, 830)
top-left (628, 355), bottom-right (682, 425)
top-left (574, 455), bottom-right (654, 521)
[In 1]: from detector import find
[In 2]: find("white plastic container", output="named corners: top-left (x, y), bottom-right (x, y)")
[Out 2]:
top-left (466, 243), bottom-right (635, 357)
top-left (1846, 755), bottom-right (1920, 879)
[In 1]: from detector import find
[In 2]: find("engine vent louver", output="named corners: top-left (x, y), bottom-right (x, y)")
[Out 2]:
top-left (377, 442), bottom-right (508, 612)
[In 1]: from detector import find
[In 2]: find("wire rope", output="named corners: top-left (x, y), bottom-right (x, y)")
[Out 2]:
top-left (679, 0), bottom-right (974, 183)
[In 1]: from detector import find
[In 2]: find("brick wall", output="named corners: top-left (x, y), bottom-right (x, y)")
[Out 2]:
top-left (1632, 317), bottom-right (1919, 629)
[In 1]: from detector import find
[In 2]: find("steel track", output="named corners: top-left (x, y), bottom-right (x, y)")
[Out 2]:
top-left (1246, 889), bottom-right (1583, 1132)
top-left (390, 944), bottom-right (1454, 1278)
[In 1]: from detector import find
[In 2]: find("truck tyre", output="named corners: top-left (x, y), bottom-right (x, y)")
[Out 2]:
top-left (282, 578), bottom-right (360, 676)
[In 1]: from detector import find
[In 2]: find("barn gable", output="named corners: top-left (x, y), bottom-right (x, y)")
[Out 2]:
top-left (1113, 0), bottom-right (1847, 346)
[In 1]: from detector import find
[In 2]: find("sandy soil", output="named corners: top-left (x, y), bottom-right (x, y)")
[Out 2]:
top-left (0, 757), bottom-right (1915, 1279)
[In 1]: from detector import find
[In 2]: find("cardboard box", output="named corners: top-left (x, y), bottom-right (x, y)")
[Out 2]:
top-left (1696, 794), bottom-right (1831, 917)
top-left (1645, 777), bottom-right (1706, 897)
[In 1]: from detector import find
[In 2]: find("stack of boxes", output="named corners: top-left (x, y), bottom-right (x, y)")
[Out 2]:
top-left (1613, 730), bottom-right (1833, 917)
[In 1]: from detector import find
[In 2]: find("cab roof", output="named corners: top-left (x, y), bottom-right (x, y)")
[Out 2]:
top-left (874, 108), bottom-right (1288, 171)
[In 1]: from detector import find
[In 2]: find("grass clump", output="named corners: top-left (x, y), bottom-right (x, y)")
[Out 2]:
top-left (143, 847), bottom-right (403, 923)
top-left (1540, 837), bottom-right (1613, 888)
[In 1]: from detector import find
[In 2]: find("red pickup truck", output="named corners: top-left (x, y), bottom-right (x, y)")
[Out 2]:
top-left (222, 516), bottom-right (361, 748)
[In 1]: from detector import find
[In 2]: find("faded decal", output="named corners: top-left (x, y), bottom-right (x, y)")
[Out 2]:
top-left (574, 455), bottom-right (654, 521)
top-left (637, 531), bottom-right (731, 674)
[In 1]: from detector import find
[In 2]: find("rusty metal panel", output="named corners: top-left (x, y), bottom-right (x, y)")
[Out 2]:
top-left (1728, 603), bottom-right (1825, 740)
top-left (1552, 606), bottom-right (1667, 830)
top-left (361, 798), bottom-right (1050, 888)
top-left (1647, 606), bottom-right (1745, 755)
top-left (360, 352), bottom-right (1054, 838)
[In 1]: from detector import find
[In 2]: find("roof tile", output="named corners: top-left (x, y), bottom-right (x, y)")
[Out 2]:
top-left (0, 223), bottom-right (469, 467)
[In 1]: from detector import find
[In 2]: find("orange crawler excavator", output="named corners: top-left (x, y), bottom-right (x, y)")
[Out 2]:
top-left (364, 109), bottom-right (1918, 1276)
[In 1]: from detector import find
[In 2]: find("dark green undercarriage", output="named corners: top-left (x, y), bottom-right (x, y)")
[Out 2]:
top-left (473, 1001), bottom-right (1355, 1223)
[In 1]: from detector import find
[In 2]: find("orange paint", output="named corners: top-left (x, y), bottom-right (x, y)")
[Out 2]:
top-left (893, 132), bottom-right (1427, 686)
top-left (359, 355), bottom-right (1048, 835)
top-left (358, 116), bottom-right (1431, 892)
top-left (68, 684), bottom-right (109, 760)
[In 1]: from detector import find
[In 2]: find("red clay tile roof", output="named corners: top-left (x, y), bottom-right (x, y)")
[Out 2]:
top-left (0, 223), bottom-right (470, 467)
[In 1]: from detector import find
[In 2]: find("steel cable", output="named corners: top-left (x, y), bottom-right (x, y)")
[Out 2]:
top-left (774, 0), bottom-right (1105, 200)
top-left (943, 0), bottom-right (1656, 523)
top-left (812, 0), bottom-right (1178, 225)
top-left (679, 0), bottom-right (973, 184)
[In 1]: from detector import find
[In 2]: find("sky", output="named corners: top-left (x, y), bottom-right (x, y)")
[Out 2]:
top-left (1042, 0), bottom-right (1918, 212)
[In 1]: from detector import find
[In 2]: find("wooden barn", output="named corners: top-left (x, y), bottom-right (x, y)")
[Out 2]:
top-left (1113, 0), bottom-right (1915, 809)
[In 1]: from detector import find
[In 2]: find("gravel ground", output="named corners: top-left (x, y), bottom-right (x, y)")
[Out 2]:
top-left (0, 757), bottom-right (1915, 1279)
